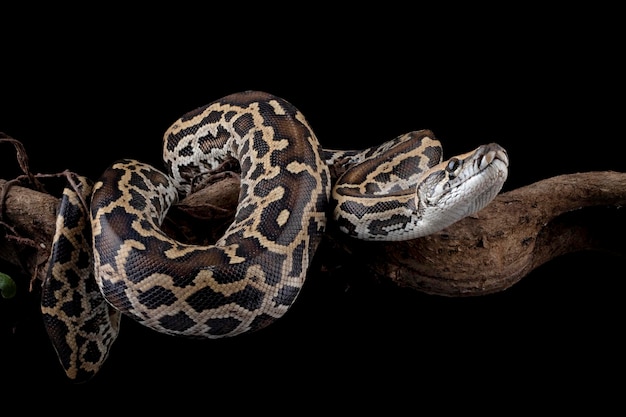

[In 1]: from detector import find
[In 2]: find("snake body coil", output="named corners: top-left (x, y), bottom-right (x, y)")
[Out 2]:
top-left (41, 91), bottom-right (509, 381)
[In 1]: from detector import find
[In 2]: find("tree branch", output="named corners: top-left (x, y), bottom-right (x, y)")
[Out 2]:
top-left (346, 171), bottom-right (626, 296)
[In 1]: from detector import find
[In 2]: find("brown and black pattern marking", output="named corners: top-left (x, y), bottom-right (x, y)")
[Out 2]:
top-left (333, 130), bottom-right (442, 196)
top-left (89, 91), bottom-right (330, 341)
top-left (41, 175), bottom-right (121, 382)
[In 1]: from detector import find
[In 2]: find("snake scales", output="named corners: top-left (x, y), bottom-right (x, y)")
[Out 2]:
top-left (40, 91), bottom-right (509, 381)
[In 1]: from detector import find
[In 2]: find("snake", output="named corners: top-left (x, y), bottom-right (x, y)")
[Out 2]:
top-left (40, 90), bottom-right (509, 381)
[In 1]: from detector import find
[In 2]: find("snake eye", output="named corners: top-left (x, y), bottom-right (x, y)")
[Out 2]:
top-left (446, 158), bottom-right (461, 178)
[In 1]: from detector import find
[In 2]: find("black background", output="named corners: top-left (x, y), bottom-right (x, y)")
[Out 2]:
top-left (1, 6), bottom-right (624, 411)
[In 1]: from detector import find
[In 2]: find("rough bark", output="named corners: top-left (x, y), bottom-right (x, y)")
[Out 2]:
top-left (0, 179), bottom-right (59, 286)
top-left (1, 167), bottom-right (625, 296)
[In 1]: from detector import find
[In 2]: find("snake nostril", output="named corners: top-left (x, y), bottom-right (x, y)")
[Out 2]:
top-left (479, 151), bottom-right (495, 170)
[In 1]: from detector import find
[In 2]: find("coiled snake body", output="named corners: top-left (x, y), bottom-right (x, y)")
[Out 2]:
top-left (41, 91), bottom-right (509, 381)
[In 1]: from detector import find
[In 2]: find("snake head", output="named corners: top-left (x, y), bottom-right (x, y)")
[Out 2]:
top-left (416, 143), bottom-right (509, 228)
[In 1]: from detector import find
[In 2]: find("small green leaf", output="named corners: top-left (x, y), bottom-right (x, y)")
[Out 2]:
top-left (0, 272), bottom-right (17, 299)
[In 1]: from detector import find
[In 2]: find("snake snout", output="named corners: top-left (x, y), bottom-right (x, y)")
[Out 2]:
top-left (477, 143), bottom-right (509, 171)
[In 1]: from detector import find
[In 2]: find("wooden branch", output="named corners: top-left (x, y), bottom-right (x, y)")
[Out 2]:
top-left (0, 179), bottom-right (59, 284)
top-left (2, 171), bottom-right (625, 297)
top-left (345, 171), bottom-right (626, 296)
